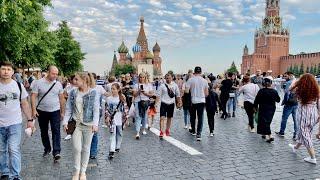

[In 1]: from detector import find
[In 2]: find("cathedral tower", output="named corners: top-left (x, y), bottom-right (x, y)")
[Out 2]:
top-left (137, 16), bottom-right (148, 59)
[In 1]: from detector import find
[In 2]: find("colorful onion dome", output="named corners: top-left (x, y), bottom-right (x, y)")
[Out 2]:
top-left (153, 42), bottom-right (160, 52)
top-left (132, 43), bottom-right (142, 53)
top-left (118, 41), bottom-right (129, 53)
top-left (145, 51), bottom-right (154, 59)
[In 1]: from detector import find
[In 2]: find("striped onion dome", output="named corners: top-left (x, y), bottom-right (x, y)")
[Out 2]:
top-left (117, 41), bottom-right (129, 53)
top-left (145, 51), bottom-right (154, 59)
top-left (132, 43), bottom-right (142, 53)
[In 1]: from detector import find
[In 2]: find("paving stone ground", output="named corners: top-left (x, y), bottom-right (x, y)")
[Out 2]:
top-left (20, 100), bottom-right (320, 180)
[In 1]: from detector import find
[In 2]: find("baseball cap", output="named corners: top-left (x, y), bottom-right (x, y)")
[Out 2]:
top-left (194, 66), bottom-right (202, 74)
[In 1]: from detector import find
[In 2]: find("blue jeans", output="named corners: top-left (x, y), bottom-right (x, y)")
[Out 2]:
top-left (279, 105), bottom-right (298, 136)
top-left (134, 102), bottom-right (148, 133)
top-left (183, 109), bottom-right (190, 126)
top-left (0, 123), bottom-right (22, 179)
top-left (37, 110), bottom-right (61, 156)
top-left (227, 97), bottom-right (237, 113)
top-left (90, 133), bottom-right (98, 157)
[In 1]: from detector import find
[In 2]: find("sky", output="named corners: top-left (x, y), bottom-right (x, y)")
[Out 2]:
top-left (44, 0), bottom-right (320, 76)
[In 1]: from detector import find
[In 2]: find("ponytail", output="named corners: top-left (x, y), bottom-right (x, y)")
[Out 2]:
top-left (87, 73), bottom-right (95, 88)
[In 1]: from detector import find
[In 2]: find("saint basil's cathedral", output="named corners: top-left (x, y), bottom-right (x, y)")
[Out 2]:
top-left (241, 0), bottom-right (320, 75)
top-left (111, 17), bottom-right (162, 77)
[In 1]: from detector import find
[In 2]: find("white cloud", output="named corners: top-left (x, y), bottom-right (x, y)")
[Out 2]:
top-left (174, 2), bottom-right (192, 10)
top-left (299, 27), bottom-right (320, 36)
top-left (191, 15), bottom-right (207, 24)
top-left (163, 25), bottom-right (176, 32)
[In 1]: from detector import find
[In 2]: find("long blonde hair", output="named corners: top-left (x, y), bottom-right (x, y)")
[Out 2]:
top-left (76, 72), bottom-right (95, 88)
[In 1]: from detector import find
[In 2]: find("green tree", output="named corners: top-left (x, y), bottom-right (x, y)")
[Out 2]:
top-left (314, 65), bottom-right (318, 75)
top-left (299, 62), bottom-right (304, 76)
top-left (227, 61), bottom-right (238, 74)
top-left (293, 65), bottom-right (299, 76)
top-left (0, 0), bottom-right (55, 68)
top-left (114, 64), bottom-right (135, 77)
top-left (54, 21), bottom-right (85, 76)
top-left (306, 66), bottom-right (310, 73)
top-left (310, 66), bottom-right (314, 75)
top-left (318, 63), bottom-right (320, 75)
top-left (288, 64), bottom-right (293, 72)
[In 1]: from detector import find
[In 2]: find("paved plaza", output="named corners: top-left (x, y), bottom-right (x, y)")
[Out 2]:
top-left (21, 104), bottom-right (320, 180)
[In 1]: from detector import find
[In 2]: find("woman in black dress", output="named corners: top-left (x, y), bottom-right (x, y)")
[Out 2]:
top-left (254, 78), bottom-right (280, 142)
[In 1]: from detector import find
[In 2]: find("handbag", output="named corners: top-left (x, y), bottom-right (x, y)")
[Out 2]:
top-left (165, 84), bottom-right (175, 98)
top-left (67, 118), bottom-right (76, 135)
top-left (229, 93), bottom-right (235, 98)
top-left (36, 82), bottom-right (57, 109)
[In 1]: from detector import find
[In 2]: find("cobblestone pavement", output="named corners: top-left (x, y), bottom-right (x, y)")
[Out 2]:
top-left (21, 103), bottom-right (320, 180)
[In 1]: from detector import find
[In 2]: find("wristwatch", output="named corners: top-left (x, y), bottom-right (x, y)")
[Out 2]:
top-left (27, 119), bottom-right (34, 122)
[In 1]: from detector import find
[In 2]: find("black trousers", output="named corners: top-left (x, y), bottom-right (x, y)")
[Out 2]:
top-left (37, 109), bottom-right (61, 156)
top-left (220, 94), bottom-right (229, 116)
top-left (243, 101), bottom-right (254, 129)
top-left (206, 110), bottom-right (215, 133)
top-left (190, 103), bottom-right (205, 135)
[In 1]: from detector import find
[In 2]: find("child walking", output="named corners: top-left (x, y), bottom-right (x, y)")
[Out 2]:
top-left (205, 83), bottom-right (219, 136)
top-left (105, 83), bottom-right (128, 159)
top-left (148, 95), bottom-right (157, 130)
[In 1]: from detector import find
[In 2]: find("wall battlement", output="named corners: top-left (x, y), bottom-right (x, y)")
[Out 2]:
top-left (280, 52), bottom-right (320, 60)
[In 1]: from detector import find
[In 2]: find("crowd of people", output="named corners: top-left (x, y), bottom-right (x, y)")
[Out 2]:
top-left (1, 61), bottom-right (320, 180)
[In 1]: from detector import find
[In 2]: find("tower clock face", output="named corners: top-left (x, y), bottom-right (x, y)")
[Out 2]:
top-left (274, 17), bottom-right (281, 26)
top-left (264, 17), bottom-right (269, 26)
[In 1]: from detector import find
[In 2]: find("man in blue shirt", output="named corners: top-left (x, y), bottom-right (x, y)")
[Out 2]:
top-left (276, 72), bottom-right (298, 139)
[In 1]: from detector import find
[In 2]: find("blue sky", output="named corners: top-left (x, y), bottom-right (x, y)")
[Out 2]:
top-left (44, 0), bottom-right (320, 75)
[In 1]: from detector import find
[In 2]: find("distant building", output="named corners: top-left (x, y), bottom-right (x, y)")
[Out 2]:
top-left (111, 17), bottom-right (163, 77)
top-left (241, 0), bottom-right (320, 75)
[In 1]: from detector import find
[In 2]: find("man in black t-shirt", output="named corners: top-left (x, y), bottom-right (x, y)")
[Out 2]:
top-left (219, 72), bottom-right (233, 119)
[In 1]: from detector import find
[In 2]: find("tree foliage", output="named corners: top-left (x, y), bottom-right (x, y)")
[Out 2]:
top-left (0, 0), bottom-right (55, 69)
top-left (54, 21), bottom-right (85, 76)
top-left (114, 64), bottom-right (135, 77)
top-left (299, 62), bottom-right (304, 76)
top-left (227, 61), bottom-right (238, 74)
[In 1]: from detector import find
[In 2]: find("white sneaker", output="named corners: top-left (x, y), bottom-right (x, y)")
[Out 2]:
top-left (184, 126), bottom-right (188, 129)
top-left (102, 125), bottom-right (108, 128)
top-left (250, 128), bottom-right (255, 133)
top-left (303, 157), bottom-right (317, 164)
top-left (209, 133), bottom-right (214, 137)
top-left (64, 135), bottom-right (72, 140)
top-left (142, 130), bottom-right (147, 135)
top-left (288, 144), bottom-right (297, 153)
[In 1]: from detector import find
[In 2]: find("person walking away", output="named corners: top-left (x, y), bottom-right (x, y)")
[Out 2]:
top-left (157, 73), bottom-right (181, 138)
top-left (0, 61), bottom-right (34, 180)
top-left (288, 74), bottom-right (320, 165)
top-left (275, 72), bottom-right (298, 139)
top-left (105, 83), bottom-right (128, 159)
top-left (89, 73), bottom-right (108, 160)
top-left (182, 73), bottom-right (192, 129)
top-left (219, 72), bottom-right (233, 120)
top-left (31, 66), bottom-right (65, 161)
top-left (63, 72), bottom-right (99, 180)
top-left (132, 72), bottom-right (154, 139)
top-left (205, 83), bottom-right (219, 136)
top-left (254, 78), bottom-right (280, 142)
top-left (185, 66), bottom-right (208, 141)
top-left (63, 75), bottom-right (76, 140)
top-left (227, 74), bottom-right (240, 117)
top-left (238, 76), bottom-right (259, 132)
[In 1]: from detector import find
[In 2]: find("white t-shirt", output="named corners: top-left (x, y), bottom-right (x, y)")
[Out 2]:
top-left (0, 80), bottom-right (28, 127)
top-left (133, 83), bottom-right (153, 103)
top-left (186, 76), bottom-right (208, 104)
top-left (157, 82), bottom-right (180, 105)
top-left (106, 96), bottom-right (122, 126)
top-left (31, 78), bottom-right (64, 112)
top-left (74, 91), bottom-right (85, 122)
top-left (238, 83), bottom-right (260, 104)
top-left (95, 85), bottom-right (106, 96)
top-left (105, 82), bottom-right (121, 93)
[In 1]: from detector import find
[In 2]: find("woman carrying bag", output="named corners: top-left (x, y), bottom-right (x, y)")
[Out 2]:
top-left (63, 72), bottom-right (99, 180)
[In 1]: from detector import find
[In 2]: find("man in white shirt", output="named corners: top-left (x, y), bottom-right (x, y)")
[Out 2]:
top-left (0, 61), bottom-right (34, 180)
top-left (157, 73), bottom-right (181, 138)
top-left (31, 66), bottom-right (65, 161)
top-left (185, 66), bottom-right (209, 141)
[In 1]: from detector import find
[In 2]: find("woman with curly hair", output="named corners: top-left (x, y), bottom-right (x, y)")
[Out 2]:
top-left (289, 73), bottom-right (320, 165)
